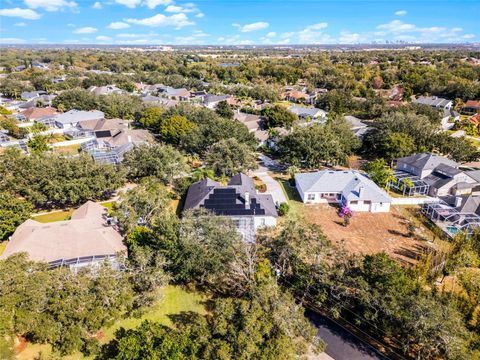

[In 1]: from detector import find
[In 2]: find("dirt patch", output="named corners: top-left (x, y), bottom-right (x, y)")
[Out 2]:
top-left (14, 336), bottom-right (27, 355)
top-left (302, 204), bottom-right (433, 265)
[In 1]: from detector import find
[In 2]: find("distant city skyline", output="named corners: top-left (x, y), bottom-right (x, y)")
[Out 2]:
top-left (0, 0), bottom-right (478, 45)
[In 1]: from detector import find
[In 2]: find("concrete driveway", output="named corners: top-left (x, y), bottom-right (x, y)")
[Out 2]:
top-left (252, 161), bottom-right (287, 205)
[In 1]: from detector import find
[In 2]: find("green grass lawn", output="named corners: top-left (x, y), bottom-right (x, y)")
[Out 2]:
top-left (273, 174), bottom-right (304, 217)
top-left (16, 286), bottom-right (207, 359)
top-left (0, 242), bottom-right (7, 256)
top-left (99, 201), bottom-right (115, 212)
top-left (100, 285), bottom-right (207, 344)
top-left (32, 209), bottom-right (75, 223)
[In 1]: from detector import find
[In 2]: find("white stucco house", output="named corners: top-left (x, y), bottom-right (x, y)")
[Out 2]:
top-left (295, 170), bottom-right (392, 212)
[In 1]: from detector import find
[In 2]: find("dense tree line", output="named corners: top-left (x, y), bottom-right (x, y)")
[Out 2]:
top-left (0, 149), bottom-right (125, 209)
top-left (137, 103), bottom-right (257, 156)
top-left (363, 111), bottom-right (479, 162)
top-left (259, 220), bottom-right (480, 360)
top-left (52, 89), bottom-right (144, 119)
top-left (278, 117), bottom-right (360, 168)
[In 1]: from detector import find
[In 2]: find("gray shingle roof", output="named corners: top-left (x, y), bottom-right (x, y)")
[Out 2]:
top-left (288, 106), bottom-right (326, 118)
top-left (413, 96), bottom-right (452, 108)
top-left (295, 170), bottom-right (391, 203)
top-left (55, 110), bottom-right (104, 125)
top-left (397, 153), bottom-right (459, 173)
top-left (184, 173), bottom-right (278, 217)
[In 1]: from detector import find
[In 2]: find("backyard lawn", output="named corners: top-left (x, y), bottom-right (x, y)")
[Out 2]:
top-left (100, 285), bottom-right (208, 343)
top-left (15, 285), bottom-right (207, 360)
top-left (277, 174), bottom-right (443, 265)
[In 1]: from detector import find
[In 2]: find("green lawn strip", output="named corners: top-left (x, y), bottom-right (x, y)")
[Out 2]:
top-left (100, 285), bottom-right (207, 344)
top-left (32, 209), bottom-right (75, 223)
top-left (0, 242), bottom-right (7, 256)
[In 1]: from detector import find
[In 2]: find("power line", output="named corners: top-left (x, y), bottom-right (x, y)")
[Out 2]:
top-left (280, 277), bottom-right (409, 360)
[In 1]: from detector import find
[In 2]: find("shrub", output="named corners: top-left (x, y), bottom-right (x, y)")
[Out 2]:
top-left (278, 202), bottom-right (290, 216)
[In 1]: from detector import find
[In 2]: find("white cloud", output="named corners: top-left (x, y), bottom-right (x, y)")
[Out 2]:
top-left (92, 2), bottom-right (102, 9)
top-left (265, 32), bottom-right (276, 38)
top-left (126, 13), bottom-right (194, 28)
top-left (195, 12), bottom-right (204, 18)
top-left (395, 10), bottom-right (407, 16)
top-left (96, 35), bottom-right (112, 41)
top-left (280, 22), bottom-right (332, 44)
top-left (339, 31), bottom-right (363, 44)
top-left (144, 0), bottom-right (172, 9)
top-left (114, 0), bottom-right (141, 8)
top-left (463, 34), bottom-right (475, 39)
top-left (0, 37), bottom-right (26, 44)
top-left (14, 22), bottom-right (26, 26)
top-left (236, 21), bottom-right (269, 32)
top-left (24, 0), bottom-right (77, 12)
top-left (377, 20), bottom-right (416, 33)
top-left (73, 27), bottom-right (98, 34)
top-left (108, 21), bottom-right (130, 29)
top-left (0, 7), bottom-right (41, 20)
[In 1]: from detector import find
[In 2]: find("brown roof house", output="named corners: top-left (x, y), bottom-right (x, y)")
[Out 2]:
top-left (21, 106), bottom-right (57, 121)
top-left (462, 100), bottom-right (480, 115)
top-left (0, 201), bottom-right (126, 270)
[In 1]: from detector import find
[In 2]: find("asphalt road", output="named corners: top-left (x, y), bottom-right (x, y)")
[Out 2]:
top-left (306, 310), bottom-right (390, 360)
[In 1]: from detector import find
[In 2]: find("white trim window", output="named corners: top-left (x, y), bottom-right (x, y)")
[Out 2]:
top-left (307, 193), bottom-right (315, 201)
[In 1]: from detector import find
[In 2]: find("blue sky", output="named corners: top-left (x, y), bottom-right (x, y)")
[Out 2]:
top-left (0, 0), bottom-right (478, 45)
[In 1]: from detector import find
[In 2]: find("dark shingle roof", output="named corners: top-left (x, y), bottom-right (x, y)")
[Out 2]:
top-left (184, 174), bottom-right (277, 217)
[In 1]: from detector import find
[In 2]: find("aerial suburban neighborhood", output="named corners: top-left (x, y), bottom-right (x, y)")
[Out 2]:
top-left (0, 1), bottom-right (480, 360)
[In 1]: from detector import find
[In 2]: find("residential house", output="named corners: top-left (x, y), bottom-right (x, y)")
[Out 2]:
top-left (344, 115), bottom-right (369, 138)
top-left (413, 96), bottom-right (453, 109)
top-left (233, 111), bottom-right (268, 146)
top-left (183, 173), bottom-right (278, 242)
top-left (21, 106), bottom-right (57, 122)
top-left (462, 100), bottom-right (480, 115)
top-left (441, 108), bottom-right (460, 130)
top-left (81, 128), bottom-right (153, 165)
top-left (88, 85), bottom-right (125, 96)
top-left (54, 110), bottom-right (104, 129)
top-left (234, 111), bottom-right (262, 132)
top-left (202, 94), bottom-right (233, 109)
top-left (394, 153), bottom-right (479, 197)
top-left (0, 131), bottom-right (10, 143)
top-left (21, 90), bottom-right (47, 101)
top-left (295, 170), bottom-right (392, 212)
top-left (0, 201), bottom-right (126, 270)
top-left (283, 90), bottom-right (316, 105)
top-left (157, 86), bottom-right (190, 101)
top-left (139, 95), bottom-right (179, 108)
top-left (288, 105), bottom-right (327, 122)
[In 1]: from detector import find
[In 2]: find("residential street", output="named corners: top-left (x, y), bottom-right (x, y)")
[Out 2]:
top-left (307, 311), bottom-right (389, 360)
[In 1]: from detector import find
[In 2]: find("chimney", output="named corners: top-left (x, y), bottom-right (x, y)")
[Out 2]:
top-left (245, 192), bottom-right (250, 208)
top-left (358, 186), bottom-right (364, 198)
top-left (454, 196), bottom-right (462, 208)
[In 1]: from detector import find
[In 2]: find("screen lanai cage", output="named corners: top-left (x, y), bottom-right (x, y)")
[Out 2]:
top-left (388, 171), bottom-right (430, 196)
top-left (422, 201), bottom-right (480, 237)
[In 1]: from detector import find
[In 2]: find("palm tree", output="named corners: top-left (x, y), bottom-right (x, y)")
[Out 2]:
top-left (191, 168), bottom-right (215, 182)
